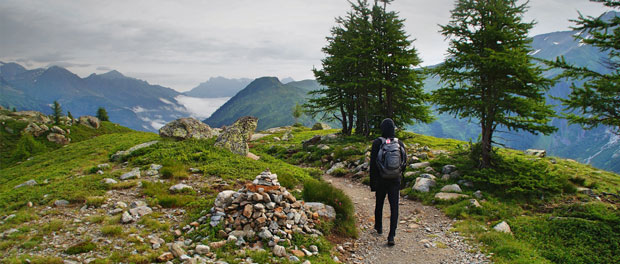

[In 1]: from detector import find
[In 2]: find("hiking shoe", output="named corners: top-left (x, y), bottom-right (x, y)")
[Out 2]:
top-left (373, 228), bottom-right (383, 235)
top-left (387, 238), bottom-right (395, 246)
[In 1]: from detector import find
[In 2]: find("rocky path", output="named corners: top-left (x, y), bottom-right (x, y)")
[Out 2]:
top-left (324, 175), bottom-right (490, 264)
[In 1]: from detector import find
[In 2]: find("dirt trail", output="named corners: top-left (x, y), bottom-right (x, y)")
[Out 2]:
top-left (324, 174), bottom-right (490, 264)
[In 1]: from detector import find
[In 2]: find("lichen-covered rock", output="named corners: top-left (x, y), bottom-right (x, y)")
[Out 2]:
top-left (524, 149), bottom-right (546, 158)
top-left (434, 192), bottom-right (468, 201)
top-left (110, 141), bottom-right (158, 161)
top-left (23, 122), bottom-right (49, 137)
top-left (51, 126), bottom-right (65, 135)
top-left (312, 122), bottom-right (331, 130)
top-left (214, 116), bottom-right (258, 156)
top-left (47, 132), bottom-right (70, 145)
top-left (412, 177), bottom-right (436, 192)
top-left (440, 184), bottom-right (462, 193)
top-left (78, 115), bottom-right (101, 129)
top-left (304, 202), bottom-right (336, 220)
top-left (159, 117), bottom-right (217, 140)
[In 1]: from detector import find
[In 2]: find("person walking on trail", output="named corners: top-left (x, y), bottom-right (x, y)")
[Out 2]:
top-left (370, 118), bottom-right (407, 246)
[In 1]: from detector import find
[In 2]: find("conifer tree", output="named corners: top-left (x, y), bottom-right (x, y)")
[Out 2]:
top-left (67, 111), bottom-right (74, 121)
top-left (12, 107), bottom-right (17, 112)
top-left (96, 107), bottom-right (109, 121)
top-left (433, 0), bottom-right (556, 168)
top-left (51, 101), bottom-right (62, 125)
top-left (308, 0), bottom-right (432, 136)
top-left (549, 0), bottom-right (620, 134)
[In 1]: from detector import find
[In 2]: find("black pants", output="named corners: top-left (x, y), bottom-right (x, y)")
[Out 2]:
top-left (374, 182), bottom-right (399, 239)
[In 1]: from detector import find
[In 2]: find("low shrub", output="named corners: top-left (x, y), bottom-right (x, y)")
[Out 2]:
top-left (64, 240), bottom-right (97, 255)
top-left (101, 225), bottom-right (123, 237)
top-left (302, 179), bottom-right (357, 238)
top-left (160, 158), bottom-right (188, 180)
top-left (86, 196), bottom-right (106, 207)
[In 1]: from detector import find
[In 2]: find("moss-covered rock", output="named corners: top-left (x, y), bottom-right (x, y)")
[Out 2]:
top-left (214, 116), bottom-right (258, 156)
top-left (159, 117), bottom-right (217, 140)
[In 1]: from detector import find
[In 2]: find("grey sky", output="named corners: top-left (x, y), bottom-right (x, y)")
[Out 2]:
top-left (0, 0), bottom-right (611, 91)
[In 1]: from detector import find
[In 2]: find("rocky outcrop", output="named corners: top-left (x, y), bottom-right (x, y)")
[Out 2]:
top-left (47, 133), bottom-right (70, 145)
top-left (312, 123), bottom-right (331, 130)
top-left (159, 118), bottom-right (217, 140)
top-left (23, 122), bottom-right (49, 137)
top-left (214, 116), bottom-right (258, 156)
top-left (7, 111), bottom-right (52, 124)
top-left (78, 116), bottom-right (101, 129)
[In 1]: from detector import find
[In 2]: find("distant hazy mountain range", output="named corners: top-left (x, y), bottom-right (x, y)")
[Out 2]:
top-left (0, 63), bottom-right (192, 131)
top-left (183, 77), bottom-right (253, 98)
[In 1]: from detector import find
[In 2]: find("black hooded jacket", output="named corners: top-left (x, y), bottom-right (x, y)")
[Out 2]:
top-left (369, 118), bottom-right (406, 192)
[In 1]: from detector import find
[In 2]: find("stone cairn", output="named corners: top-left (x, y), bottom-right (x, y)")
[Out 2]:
top-left (204, 169), bottom-right (332, 250)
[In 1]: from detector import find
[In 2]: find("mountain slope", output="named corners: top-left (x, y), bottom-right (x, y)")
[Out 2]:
top-left (204, 77), bottom-right (323, 130)
top-left (0, 63), bottom-right (190, 132)
top-left (183, 76), bottom-right (252, 98)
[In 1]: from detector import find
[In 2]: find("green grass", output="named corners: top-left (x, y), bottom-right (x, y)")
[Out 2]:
top-left (0, 131), bottom-right (158, 210)
top-left (302, 179), bottom-right (357, 238)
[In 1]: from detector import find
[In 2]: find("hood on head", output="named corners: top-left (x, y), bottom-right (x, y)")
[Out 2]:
top-left (380, 118), bottom-right (395, 138)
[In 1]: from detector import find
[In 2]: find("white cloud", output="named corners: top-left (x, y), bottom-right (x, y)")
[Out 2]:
top-left (0, 0), bottom-right (612, 91)
top-left (175, 95), bottom-right (230, 120)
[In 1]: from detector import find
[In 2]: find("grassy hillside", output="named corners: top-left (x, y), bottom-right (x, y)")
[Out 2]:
top-left (1, 119), bottom-right (618, 263)
top-left (204, 77), bottom-right (325, 130)
top-left (0, 123), bottom-right (348, 263)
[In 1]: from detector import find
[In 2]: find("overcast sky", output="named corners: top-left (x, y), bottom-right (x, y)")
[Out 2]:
top-left (0, 0), bottom-right (612, 92)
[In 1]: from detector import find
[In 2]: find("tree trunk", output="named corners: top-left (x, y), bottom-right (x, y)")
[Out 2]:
top-left (480, 121), bottom-right (493, 168)
top-left (340, 103), bottom-right (349, 136)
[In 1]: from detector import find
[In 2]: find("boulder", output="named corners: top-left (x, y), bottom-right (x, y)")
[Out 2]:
top-left (110, 141), bottom-right (158, 161)
top-left (214, 116), bottom-right (258, 156)
top-left (469, 199), bottom-right (482, 208)
top-left (524, 149), bottom-right (546, 158)
top-left (412, 177), bottom-right (436, 192)
top-left (410, 162), bottom-right (431, 169)
top-left (493, 221), bottom-right (512, 234)
top-left (195, 244), bottom-right (210, 254)
top-left (273, 245), bottom-right (287, 257)
top-left (440, 184), bottom-right (462, 193)
top-left (169, 183), bottom-right (193, 193)
top-left (159, 117), bottom-right (217, 140)
top-left (120, 168), bottom-right (140, 180)
top-left (78, 116), bottom-right (101, 129)
top-left (442, 165), bottom-right (457, 174)
top-left (327, 162), bottom-right (346, 175)
top-left (312, 123), bottom-right (331, 130)
top-left (102, 178), bottom-right (118, 184)
top-left (434, 192), bottom-right (468, 201)
top-left (121, 211), bottom-right (134, 223)
top-left (281, 130), bottom-right (293, 141)
top-left (169, 242), bottom-right (186, 258)
top-left (23, 122), bottom-right (49, 137)
top-left (14, 179), bottom-right (38, 189)
top-left (51, 126), bottom-right (65, 135)
top-left (302, 135), bottom-right (322, 148)
top-left (47, 133), bottom-right (70, 145)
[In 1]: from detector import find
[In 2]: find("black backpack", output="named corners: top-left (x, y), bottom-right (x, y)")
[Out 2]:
top-left (376, 137), bottom-right (406, 180)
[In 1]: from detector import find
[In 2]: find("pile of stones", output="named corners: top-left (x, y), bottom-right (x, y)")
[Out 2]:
top-left (203, 169), bottom-right (334, 250)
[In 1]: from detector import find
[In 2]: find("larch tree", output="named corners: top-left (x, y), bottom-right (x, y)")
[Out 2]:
top-left (549, 0), bottom-right (620, 134)
top-left (433, 0), bottom-right (556, 168)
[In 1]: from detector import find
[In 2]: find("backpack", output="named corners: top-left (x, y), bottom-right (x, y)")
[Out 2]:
top-left (376, 137), bottom-right (406, 180)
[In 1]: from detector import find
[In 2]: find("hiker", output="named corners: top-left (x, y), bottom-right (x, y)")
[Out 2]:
top-left (370, 118), bottom-right (407, 246)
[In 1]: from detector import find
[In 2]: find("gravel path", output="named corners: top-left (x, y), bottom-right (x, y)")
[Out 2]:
top-left (325, 175), bottom-right (490, 264)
